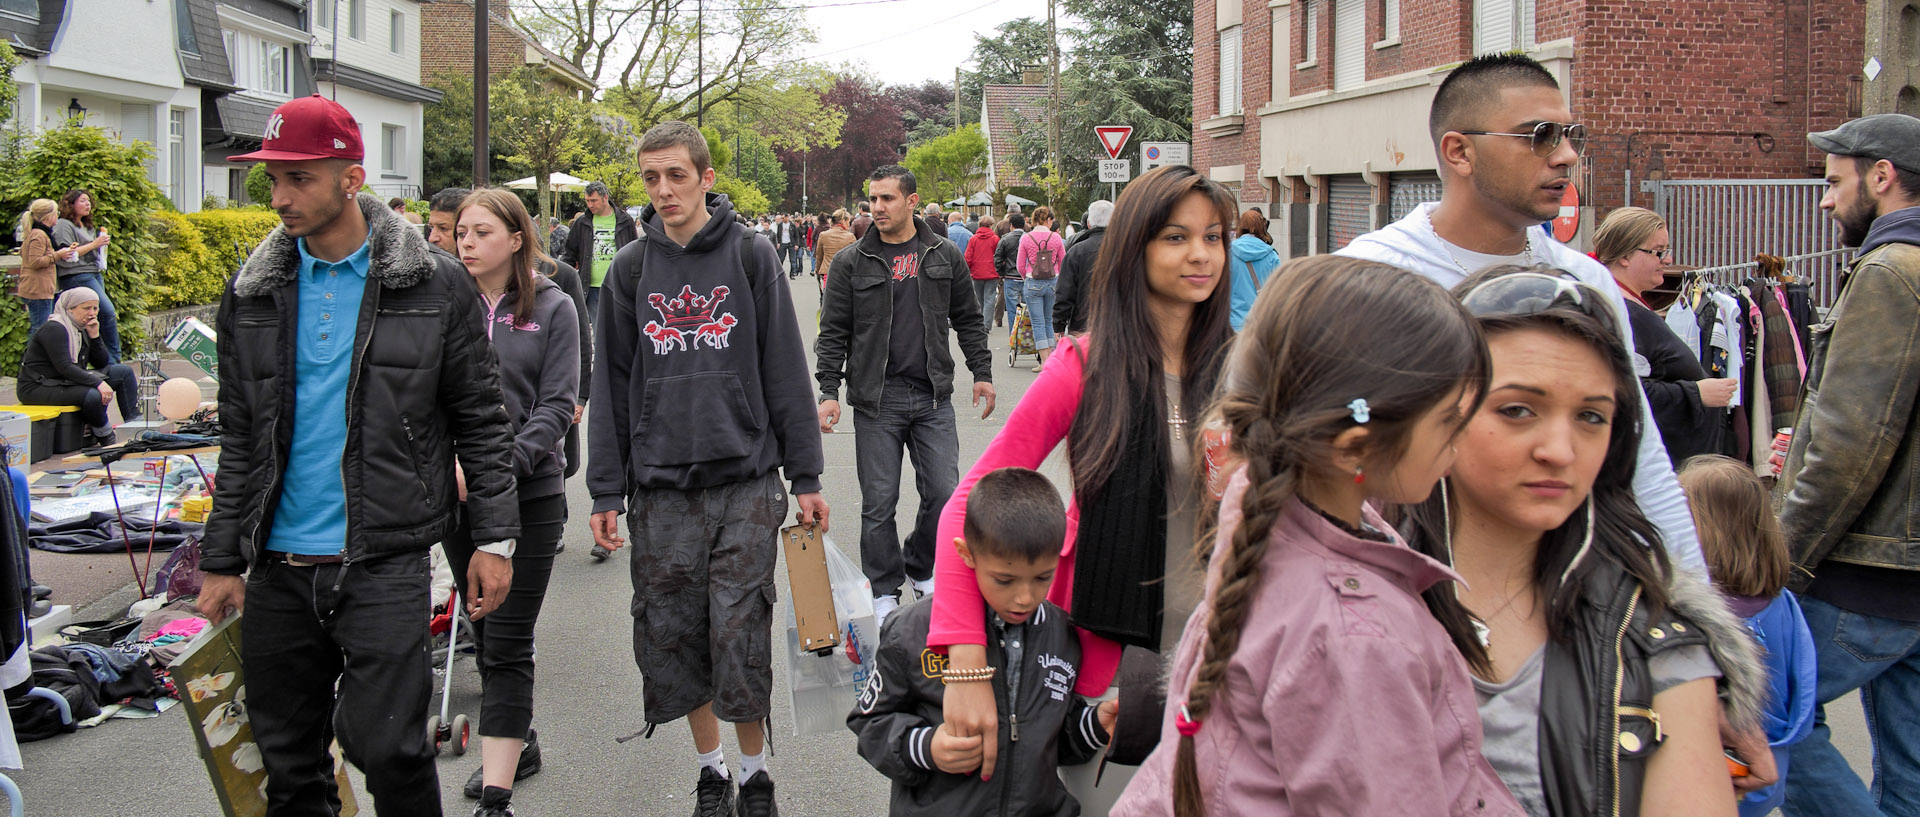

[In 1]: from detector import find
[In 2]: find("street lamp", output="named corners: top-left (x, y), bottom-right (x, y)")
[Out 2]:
top-left (66, 98), bottom-right (84, 122)
top-left (802, 120), bottom-right (813, 213)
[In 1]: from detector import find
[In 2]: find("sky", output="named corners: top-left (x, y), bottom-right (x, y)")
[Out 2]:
top-left (802, 0), bottom-right (1040, 86)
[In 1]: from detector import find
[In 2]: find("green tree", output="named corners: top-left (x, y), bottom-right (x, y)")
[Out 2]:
top-left (495, 68), bottom-right (600, 225)
top-left (521, 0), bottom-right (817, 126)
top-left (423, 72), bottom-right (514, 193)
top-left (958, 18), bottom-right (1052, 126)
top-left (903, 124), bottom-right (988, 205)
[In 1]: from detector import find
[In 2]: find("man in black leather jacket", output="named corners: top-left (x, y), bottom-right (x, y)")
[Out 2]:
top-left (195, 95), bottom-right (520, 817)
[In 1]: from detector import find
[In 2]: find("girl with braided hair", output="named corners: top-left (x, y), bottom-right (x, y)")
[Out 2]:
top-left (1111, 256), bottom-right (1523, 817)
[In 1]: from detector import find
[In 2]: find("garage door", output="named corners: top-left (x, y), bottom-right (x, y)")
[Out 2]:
top-left (1388, 172), bottom-right (1443, 222)
top-left (1326, 175), bottom-right (1373, 250)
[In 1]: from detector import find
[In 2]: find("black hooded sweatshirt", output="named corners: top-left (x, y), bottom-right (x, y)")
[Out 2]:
top-left (587, 193), bottom-right (824, 514)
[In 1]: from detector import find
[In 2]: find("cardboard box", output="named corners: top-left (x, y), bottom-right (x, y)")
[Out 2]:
top-left (781, 523), bottom-right (840, 654)
top-left (164, 317), bottom-right (219, 380)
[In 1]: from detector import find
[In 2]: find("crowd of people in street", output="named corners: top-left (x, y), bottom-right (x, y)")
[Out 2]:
top-left (154, 44), bottom-right (1920, 817)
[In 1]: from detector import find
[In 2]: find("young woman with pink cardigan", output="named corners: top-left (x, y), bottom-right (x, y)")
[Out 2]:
top-left (928, 165), bottom-right (1238, 810)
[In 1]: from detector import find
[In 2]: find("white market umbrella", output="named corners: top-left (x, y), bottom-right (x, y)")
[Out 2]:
top-left (504, 172), bottom-right (589, 192)
top-left (1002, 193), bottom-right (1038, 208)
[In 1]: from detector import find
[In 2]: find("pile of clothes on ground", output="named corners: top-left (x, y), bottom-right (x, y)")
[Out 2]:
top-left (9, 600), bottom-right (208, 742)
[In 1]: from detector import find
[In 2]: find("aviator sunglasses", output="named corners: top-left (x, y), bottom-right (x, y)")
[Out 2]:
top-left (1457, 121), bottom-right (1588, 158)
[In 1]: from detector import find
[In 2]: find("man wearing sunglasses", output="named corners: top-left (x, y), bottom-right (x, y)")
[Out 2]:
top-left (1776, 113), bottom-right (1920, 817)
top-left (1340, 52), bottom-right (1706, 578)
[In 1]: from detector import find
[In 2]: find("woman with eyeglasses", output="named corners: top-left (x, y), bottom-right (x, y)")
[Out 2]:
top-left (1595, 207), bottom-right (1738, 465)
top-left (1401, 265), bottom-right (1767, 817)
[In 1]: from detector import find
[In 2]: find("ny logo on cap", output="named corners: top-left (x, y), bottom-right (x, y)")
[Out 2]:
top-left (263, 113), bottom-right (284, 141)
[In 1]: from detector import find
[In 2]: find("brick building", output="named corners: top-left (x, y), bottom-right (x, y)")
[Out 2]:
top-left (420, 0), bottom-right (593, 96)
top-left (1195, 0), bottom-right (1865, 259)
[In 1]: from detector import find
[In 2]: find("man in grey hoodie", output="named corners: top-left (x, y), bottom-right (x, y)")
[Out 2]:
top-left (587, 121), bottom-right (827, 817)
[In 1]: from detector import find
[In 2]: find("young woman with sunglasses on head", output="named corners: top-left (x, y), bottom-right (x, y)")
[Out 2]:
top-left (1403, 266), bottom-right (1769, 817)
top-left (928, 165), bottom-right (1238, 810)
top-left (1595, 207), bottom-right (1738, 465)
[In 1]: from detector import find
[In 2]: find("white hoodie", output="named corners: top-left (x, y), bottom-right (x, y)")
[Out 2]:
top-left (1340, 202), bottom-right (1706, 575)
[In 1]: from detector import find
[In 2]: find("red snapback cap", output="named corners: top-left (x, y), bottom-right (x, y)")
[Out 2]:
top-left (231, 94), bottom-right (365, 162)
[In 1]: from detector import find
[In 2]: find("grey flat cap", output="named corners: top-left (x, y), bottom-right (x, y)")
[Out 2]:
top-left (1808, 114), bottom-right (1920, 175)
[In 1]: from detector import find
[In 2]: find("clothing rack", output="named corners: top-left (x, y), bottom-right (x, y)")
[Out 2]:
top-left (1683, 247), bottom-right (1855, 312)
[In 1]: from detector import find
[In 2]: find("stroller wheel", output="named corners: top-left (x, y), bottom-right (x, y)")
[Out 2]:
top-left (451, 714), bottom-right (471, 755)
top-left (428, 715), bottom-right (445, 754)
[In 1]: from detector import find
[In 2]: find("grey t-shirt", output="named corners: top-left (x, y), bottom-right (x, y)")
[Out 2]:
top-left (1474, 642), bottom-right (1719, 817)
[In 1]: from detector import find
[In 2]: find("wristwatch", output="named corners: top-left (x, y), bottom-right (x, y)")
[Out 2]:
top-left (477, 539), bottom-right (517, 559)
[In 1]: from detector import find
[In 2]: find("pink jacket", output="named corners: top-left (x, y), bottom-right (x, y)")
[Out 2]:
top-left (929, 337), bottom-right (1120, 695)
top-left (1110, 469), bottom-right (1523, 817)
top-left (1016, 226), bottom-right (1064, 279)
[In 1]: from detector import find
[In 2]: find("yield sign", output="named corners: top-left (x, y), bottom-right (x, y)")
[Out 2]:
top-left (1095, 125), bottom-right (1133, 160)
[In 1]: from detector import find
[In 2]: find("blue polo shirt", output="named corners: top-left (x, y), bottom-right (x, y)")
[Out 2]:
top-left (264, 236), bottom-right (371, 556)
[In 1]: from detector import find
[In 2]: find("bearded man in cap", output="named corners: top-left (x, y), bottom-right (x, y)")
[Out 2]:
top-left (195, 95), bottom-right (520, 817)
top-left (1776, 113), bottom-right (1920, 817)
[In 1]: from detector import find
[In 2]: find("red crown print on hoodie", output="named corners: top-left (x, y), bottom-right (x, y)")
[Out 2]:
top-left (643, 284), bottom-right (737, 353)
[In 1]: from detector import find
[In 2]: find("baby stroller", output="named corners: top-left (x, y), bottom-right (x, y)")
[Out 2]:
top-left (1008, 302), bottom-right (1037, 367)
top-left (427, 543), bottom-right (474, 755)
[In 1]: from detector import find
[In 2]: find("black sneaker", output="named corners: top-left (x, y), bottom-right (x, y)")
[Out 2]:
top-left (590, 544), bottom-right (611, 562)
top-left (473, 785), bottom-right (514, 817)
top-left (735, 770), bottom-right (777, 817)
top-left (692, 767), bottom-right (734, 817)
top-left (464, 729), bottom-right (542, 798)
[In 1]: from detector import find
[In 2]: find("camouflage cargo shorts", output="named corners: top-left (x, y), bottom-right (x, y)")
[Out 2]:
top-left (628, 472), bottom-right (788, 724)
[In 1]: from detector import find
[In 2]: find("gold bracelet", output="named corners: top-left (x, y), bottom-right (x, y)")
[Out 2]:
top-left (941, 666), bottom-right (997, 684)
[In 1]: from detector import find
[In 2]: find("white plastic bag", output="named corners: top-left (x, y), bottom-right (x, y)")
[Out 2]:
top-left (785, 533), bottom-right (878, 735)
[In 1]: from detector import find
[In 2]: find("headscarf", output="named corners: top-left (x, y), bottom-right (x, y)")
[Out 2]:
top-left (48, 288), bottom-right (99, 364)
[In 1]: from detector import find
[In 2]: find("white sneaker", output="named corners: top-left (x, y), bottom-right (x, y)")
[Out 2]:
top-left (911, 577), bottom-right (935, 599)
top-left (873, 594), bottom-right (900, 629)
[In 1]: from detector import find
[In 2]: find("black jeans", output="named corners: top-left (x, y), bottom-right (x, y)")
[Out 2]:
top-left (243, 551), bottom-right (441, 817)
top-left (444, 492), bottom-right (567, 738)
top-left (853, 378), bottom-right (959, 597)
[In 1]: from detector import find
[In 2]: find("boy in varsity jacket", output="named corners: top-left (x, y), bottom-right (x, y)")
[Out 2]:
top-left (849, 468), bottom-right (1115, 817)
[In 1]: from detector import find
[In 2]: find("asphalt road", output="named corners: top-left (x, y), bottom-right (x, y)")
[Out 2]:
top-left (8, 259), bottom-right (1875, 815)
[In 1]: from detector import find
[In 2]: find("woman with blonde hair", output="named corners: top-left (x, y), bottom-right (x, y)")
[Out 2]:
top-left (15, 199), bottom-right (59, 333)
top-left (1595, 206), bottom-right (1736, 464)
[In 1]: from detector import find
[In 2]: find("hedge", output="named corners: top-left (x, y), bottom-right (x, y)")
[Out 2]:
top-left (148, 209), bottom-right (280, 311)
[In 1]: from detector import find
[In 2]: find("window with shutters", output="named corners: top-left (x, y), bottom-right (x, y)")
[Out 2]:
top-left (1382, 0), bottom-right (1400, 41)
top-left (1333, 0), bottom-right (1365, 91)
top-left (1218, 26), bottom-right (1242, 115)
top-left (1301, 0), bottom-right (1319, 64)
top-left (1474, 0), bottom-right (1536, 55)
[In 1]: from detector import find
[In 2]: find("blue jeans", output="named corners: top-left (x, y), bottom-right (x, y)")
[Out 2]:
top-left (1002, 278), bottom-right (1023, 330)
top-left (1024, 277), bottom-right (1057, 350)
top-left (1784, 595), bottom-right (1920, 816)
top-left (972, 278), bottom-right (998, 332)
top-left (59, 273), bottom-right (120, 363)
top-left (22, 298), bottom-right (51, 336)
top-left (585, 285), bottom-right (600, 325)
top-left (852, 378), bottom-right (959, 597)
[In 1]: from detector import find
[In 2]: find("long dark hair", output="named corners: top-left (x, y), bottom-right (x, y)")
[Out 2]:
top-left (1172, 256), bottom-right (1490, 817)
top-left (58, 189), bottom-right (93, 231)
top-left (1069, 165), bottom-right (1236, 507)
top-left (457, 188), bottom-right (550, 326)
top-left (1403, 265), bottom-right (1673, 676)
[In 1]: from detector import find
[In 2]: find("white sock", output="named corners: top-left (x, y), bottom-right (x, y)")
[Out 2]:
top-left (738, 750), bottom-right (766, 780)
top-left (698, 747), bottom-right (729, 778)
top-left (912, 577), bottom-right (935, 597)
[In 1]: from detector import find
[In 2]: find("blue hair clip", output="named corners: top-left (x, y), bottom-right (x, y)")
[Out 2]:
top-left (1348, 398), bottom-right (1371, 424)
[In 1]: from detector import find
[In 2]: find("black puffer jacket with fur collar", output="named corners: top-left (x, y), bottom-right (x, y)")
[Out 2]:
top-left (203, 194), bottom-right (519, 574)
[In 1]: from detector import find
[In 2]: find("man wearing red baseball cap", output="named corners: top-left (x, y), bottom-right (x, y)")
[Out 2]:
top-left (196, 94), bottom-right (522, 817)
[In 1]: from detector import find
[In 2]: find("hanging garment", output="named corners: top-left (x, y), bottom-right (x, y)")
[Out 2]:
top-left (1773, 286), bottom-right (1809, 379)
top-left (1746, 293), bottom-right (1774, 474)
top-left (1711, 290), bottom-right (1745, 406)
top-left (1784, 282), bottom-right (1816, 358)
top-left (1753, 281), bottom-right (1803, 426)
top-left (1666, 294), bottom-right (1702, 358)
